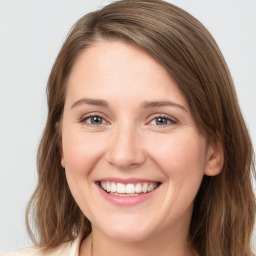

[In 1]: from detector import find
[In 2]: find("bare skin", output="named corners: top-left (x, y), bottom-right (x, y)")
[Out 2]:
top-left (60, 40), bottom-right (222, 256)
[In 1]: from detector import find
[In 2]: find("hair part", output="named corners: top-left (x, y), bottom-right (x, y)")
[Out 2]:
top-left (26, 1), bottom-right (255, 255)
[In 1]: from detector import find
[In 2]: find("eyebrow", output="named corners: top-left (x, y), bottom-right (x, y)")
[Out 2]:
top-left (71, 98), bottom-right (109, 109)
top-left (142, 100), bottom-right (188, 112)
top-left (71, 98), bottom-right (188, 112)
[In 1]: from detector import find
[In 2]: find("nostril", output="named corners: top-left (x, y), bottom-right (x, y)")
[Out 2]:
top-left (106, 148), bottom-right (146, 169)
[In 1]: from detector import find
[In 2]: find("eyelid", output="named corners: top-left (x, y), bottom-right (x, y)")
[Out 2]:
top-left (146, 114), bottom-right (178, 126)
top-left (78, 112), bottom-right (178, 127)
top-left (79, 112), bottom-right (110, 125)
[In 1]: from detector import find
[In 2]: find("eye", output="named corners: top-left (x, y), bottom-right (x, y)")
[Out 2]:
top-left (149, 115), bottom-right (177, 126)
top-left (81, 115), bottom-right (107, 125)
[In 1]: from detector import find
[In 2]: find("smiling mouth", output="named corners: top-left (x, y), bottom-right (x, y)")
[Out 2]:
top-left (99, 181), bottom-right (161, 196)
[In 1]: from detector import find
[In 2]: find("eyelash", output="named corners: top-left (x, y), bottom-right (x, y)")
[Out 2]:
top-left (79, 113), bottom-right (178, 127)
top-left (79, 113), bottom-right (108, 126)
top-left (147, 114), bottom-right (178, 127)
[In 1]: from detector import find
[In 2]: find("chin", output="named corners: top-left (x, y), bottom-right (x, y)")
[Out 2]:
top-left (105, 228), bottom-right (153, 242)
top-left (93, 217), bottom-right (156, 242)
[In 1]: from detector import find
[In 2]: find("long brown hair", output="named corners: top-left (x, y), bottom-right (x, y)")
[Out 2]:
top-left (26, 0), bottom-right (256, 255)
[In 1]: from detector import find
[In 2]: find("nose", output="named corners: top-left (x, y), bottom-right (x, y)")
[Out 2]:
top-left (105, 123), bottom-right (146, 170)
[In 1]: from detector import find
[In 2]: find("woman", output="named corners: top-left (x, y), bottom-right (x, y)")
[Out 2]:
top-left (2, 0), bottom-right (255, 255)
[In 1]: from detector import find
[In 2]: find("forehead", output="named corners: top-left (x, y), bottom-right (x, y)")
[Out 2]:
top-left (68, 40), bottom-right (171, 83)
top-left (65, 40), bottom-right (187, 108)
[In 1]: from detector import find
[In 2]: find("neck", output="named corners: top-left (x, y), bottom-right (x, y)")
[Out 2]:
top-left (80, 227), bottom-right (196, 256)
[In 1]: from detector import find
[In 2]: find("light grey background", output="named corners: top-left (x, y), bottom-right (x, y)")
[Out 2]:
top-left (0, 0), bottom-right (255, 253)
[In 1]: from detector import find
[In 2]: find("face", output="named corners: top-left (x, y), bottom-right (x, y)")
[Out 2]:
top-left (60, 40), bottom-right (215, 242)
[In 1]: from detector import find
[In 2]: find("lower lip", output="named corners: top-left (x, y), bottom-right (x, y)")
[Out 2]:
top-left (97, 184), bottom-right (160, 206)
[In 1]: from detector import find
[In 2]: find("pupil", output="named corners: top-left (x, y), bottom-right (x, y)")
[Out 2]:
top-left (156, 117), bottom-right (167, 125)
top-left (92, 116), bottom-right (102, 124)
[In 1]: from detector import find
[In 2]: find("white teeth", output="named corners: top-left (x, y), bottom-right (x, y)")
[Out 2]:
top-left (147, 184), bottom-right (154, 192)
top-left (100, 181), bottom-right (159, 196)
top-left (126, 184), bottom-right (135, 193)
top-left (106, 181), bottom-right (111, 192)
top-left (111, 182), bottom-right (117, 193)
top-left (135, 183), bottom-right (142, 193)
top-left (142, 183), bottom-right (148, 193)
top-left (102, 182), bottom-right (107, 190)
top-left (110, 192), bottom-right (140, 196)
top-left (116, 183), bottom-right (126, 193)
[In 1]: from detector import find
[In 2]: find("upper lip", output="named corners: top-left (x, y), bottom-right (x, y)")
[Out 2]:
top-left (96, 177), bottom-right (161, 184)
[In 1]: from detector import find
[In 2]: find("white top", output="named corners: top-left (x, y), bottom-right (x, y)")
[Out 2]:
top-left (1, 236), bottom-right (81, 256)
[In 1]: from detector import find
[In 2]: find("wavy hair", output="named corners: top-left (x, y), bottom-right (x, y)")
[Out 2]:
top-left (26, 1), bottom-right (255, 255)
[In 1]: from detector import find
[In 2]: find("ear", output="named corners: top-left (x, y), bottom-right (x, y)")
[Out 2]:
top-left (204, 140), bottom-right (224, 176)
top-left (55, 122), bottom-right (65, 168)
top-left (59, 140), bottom-right (65, 168)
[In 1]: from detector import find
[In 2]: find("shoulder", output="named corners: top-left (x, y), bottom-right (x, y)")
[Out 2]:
top-left (1, 247), bottom-right (38, 256)
top-left (1, 236), bottom-right (81, 256)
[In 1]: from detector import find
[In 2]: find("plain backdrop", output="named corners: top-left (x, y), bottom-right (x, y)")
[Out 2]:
top-left (0, 0), bottom-right (256, 253)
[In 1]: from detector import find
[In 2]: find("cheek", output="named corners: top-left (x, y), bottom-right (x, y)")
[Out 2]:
top-left (148, 131), bottom-right (207, 179)
top-left (62, 129), bottom-right (105, 175)
top-left (151, 132), bottom-right (207, 213)
top-left (61, 130), bottom-right (106, 218)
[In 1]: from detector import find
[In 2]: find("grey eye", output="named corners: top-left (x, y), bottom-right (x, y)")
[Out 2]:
top-left (155, 117), bottom-right (169, 125)
top-left (150, 117), bottom-right (171, 125)
top-left (85, 116), bottom-right (106, 125)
